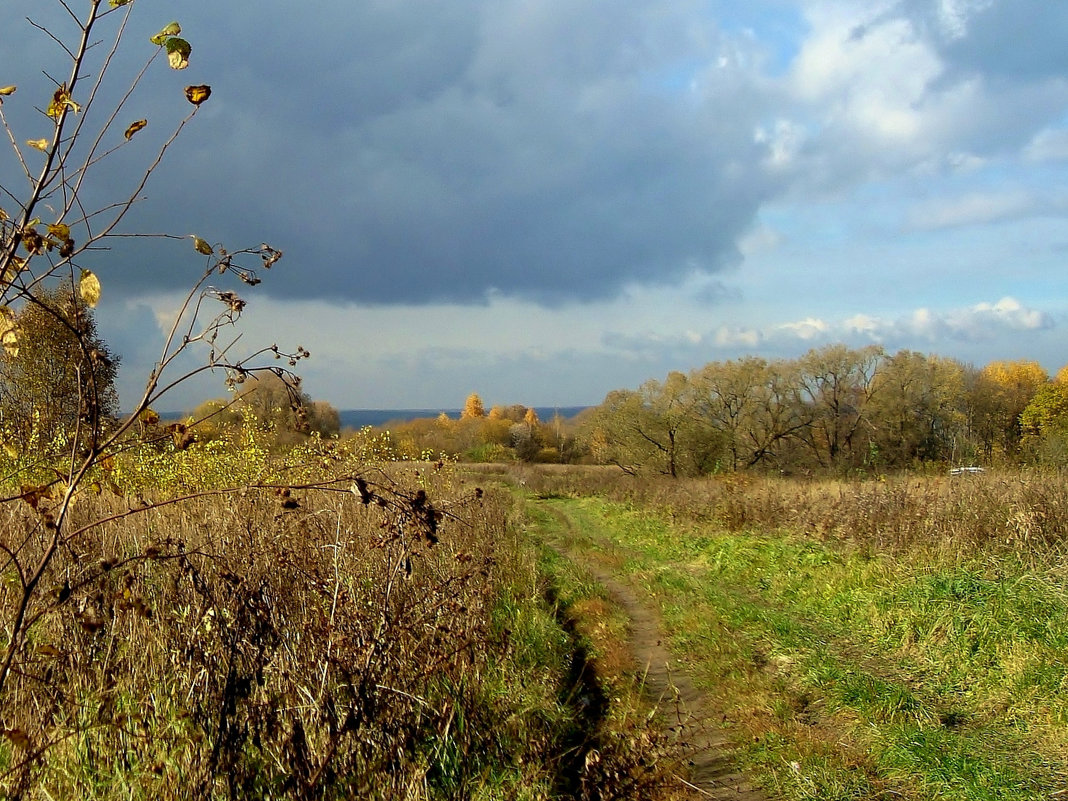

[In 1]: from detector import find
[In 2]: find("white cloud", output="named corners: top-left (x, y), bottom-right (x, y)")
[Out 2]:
top-left (776, 317), bottom-right (830, 340)
top-left (1025, 127), bottom-right (1068, 163)
top-left (770, 1), bottom-right (1068, 196)
top-left (754, 297), bottom-right (1052, 348)
top-left (955, 297), bottom-right (1052, 334)
top-left (737, 222), bottom-right (783, 256)
top-left (754, 119), bottom-right (807, 170)
top-left (906, 190), bottom-right (1036, 230)
top-left (789, 6), bottom-right (939, 143)
top-left (843, 314), bottom-right (882, 337)
top-left (904, 307), bottom-right (946, 339)
top-left (713, 326), bottom-right (763, 348)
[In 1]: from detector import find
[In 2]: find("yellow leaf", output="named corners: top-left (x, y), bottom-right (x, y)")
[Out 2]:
top-left (0, 307), bottom-right (16, 342)
top-left (79, 269), bottom-right (101, 308)
top-left (0, 257), bottom-right (15, 284)
top-left (150, 22), bottom-right (181, 46)
top-left (3, 254), bottom-right (25, 276)
top-left (184, 85), bottom-right (211, 106)
top-left (47, 222), bottom-right (70, 241)
top-left (46, 86), bottom-right (80, 119)
top-left (124, 119), bottom-right (147, 140)
top-left (192, 236), bottom-right (214, 255)
top-left (26, 138), bottom-right (49, 151)
top-left (165, 38), bottom-right (191, 70)
top-left (109, 0), bottom-right (132, 7)
top-left (0, 86), bottom-right (15, 96)
top-left (3, 442), bottom-right (17, 460)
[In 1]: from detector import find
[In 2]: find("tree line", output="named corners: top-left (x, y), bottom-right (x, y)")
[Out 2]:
top-left (584, 345), bottom-right (1065, 476)
top-left (378, 394), bottom-right (584, 463)
top-left (7, 309), bottom-right (1061, 477)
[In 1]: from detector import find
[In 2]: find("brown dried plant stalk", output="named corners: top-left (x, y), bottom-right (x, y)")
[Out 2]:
top-left (0, 1), bottom-right (307, 711)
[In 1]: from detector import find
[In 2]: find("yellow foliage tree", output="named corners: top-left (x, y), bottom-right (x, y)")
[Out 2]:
top-left (0, 283), bottom-right (119, 455)
top-left (982, 360), bottom-right (1048, 393)
top-left (461, 393), bottom-right (486, 419)
top-left (971, 360), bottom-right (1049, 457)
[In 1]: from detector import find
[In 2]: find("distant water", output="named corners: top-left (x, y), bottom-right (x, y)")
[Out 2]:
top-left (339, 406), bottom-right (590, 430)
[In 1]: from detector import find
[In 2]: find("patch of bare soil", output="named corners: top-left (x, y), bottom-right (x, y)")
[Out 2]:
top-left (545, 504), bottom-right (770, 801)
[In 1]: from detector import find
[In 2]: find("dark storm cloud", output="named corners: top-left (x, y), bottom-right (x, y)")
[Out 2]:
top-left (7, 2), bottom-right (1065, 313)
top-left (2, 1), bottom-right (781, 305)
top-left (183, 0), bottom-right (781, 305)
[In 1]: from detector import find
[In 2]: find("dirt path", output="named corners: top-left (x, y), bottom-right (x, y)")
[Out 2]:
top-left (542, 503), bottom-right (769, 801)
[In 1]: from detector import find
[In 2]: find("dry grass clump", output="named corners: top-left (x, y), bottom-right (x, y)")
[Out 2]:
top-left (502, 465), bottom-right (1068, 556)
top-left (709, 471), bottom-right (1068, 554)
top-left (0, 471), bottom-right (571, 799)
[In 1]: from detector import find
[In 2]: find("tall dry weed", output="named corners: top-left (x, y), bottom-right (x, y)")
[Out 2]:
top-left (0, 471), bottom-right (566, 799)
top-left (499, 465), bottom-right (1068, 557)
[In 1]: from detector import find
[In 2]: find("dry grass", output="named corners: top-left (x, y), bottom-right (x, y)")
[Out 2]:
top-left (0, 467), bottom-right (580, 799)
top-left (499, 465), bottom-right (1068, 557)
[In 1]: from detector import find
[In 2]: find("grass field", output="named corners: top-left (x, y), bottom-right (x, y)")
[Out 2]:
top-left (9, 454), bottom-right (1068, 798)
top-left (499, 466), bottom-right (1068, 800)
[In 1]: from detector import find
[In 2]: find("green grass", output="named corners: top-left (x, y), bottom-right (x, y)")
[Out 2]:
top-left (516, 498), bottom-right (697, 799)
top-left (528, 494), bottom-right (1068, 800)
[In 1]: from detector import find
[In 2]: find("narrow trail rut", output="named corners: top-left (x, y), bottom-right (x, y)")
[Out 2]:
top-left (542, 503), bottom-right (769, 801)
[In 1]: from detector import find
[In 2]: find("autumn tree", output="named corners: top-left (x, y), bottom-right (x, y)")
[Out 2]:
top-left (189, 372), bottom-right (339, 445)
top-left (792, 345), bottom-right (884, 470)
top-left (867, 351), bottom-right (967, 467)
top-left (1020, 368), bottom-right (1068, 463)
top-left (186, 396), bottom-right (243, 441)
top-left (477, 413), bottom-right (513, 448)
top-left (587, 389), bottom-right (646, 474)
top-left (689, 356), bottom-right (806, 471)
top-left (586, 372), bottom-right (715, 476)
top-left (237, 373), bottom-right (312, 434)
top-left (967, 359), bottom-right (1048, 459)
top-left (461, 393), bottom-right (486, 419)
top-left (0, 283), bottom-right (118, 454)
top-left (308, 400), bottom-right (341, 438)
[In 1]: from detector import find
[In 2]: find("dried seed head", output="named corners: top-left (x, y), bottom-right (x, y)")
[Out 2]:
top-left (214, 290), bottom-right (245, 314)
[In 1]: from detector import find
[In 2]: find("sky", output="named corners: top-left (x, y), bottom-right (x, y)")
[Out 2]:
top-left (2, 0), bottom-right (1067, 411)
